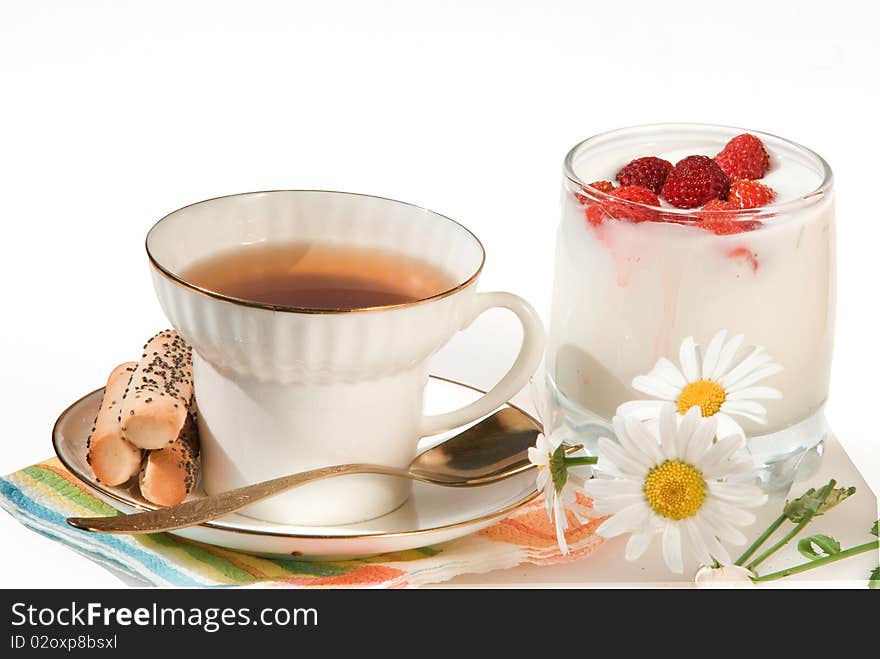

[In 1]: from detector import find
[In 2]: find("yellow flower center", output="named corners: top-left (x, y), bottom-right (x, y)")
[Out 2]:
top-left (644, 460), bottom-right (706, 520)
top-left (676, 379), bottom-right (726, 417)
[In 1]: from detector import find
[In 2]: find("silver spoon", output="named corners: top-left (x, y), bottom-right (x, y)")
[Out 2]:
top-left (67, 407), bottom-right (591, 535)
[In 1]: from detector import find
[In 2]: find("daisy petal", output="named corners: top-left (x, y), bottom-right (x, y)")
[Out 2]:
top-left (695, 518), bottom-right (732, 565)
top-left (616, 399), bottom-right (667, 421)
top-left (679, 336), bottom-right (701, 382)
top-left (684, 518), bottom-right (713, 566)
top-left (542, 483), bottom-right (554, 518)
top-left (536, 434), bottom-right (551, 453)
top-left (536, 468), bottom-right (551, 494)
top-left (726, 386), bottom-right (783, 401)
top-left (697, 434), bottom-right (744, 473)
top-left (708, 482), bottom-right (767, 507)
top-left (714, 413), bottom-right (745, 440)
top-left (625, 529), bottom-right (656, 561)
top-left (612, 416), bottom-right (656, 468)
top-left (528, 446), bottom-right (548, 467)
top-left (720, 404), bottom-right (768, 425)
top-left (706, 499), bottom-right (757, 526)
top-left (554, 498), bottom-right (569, 555)
top-left (702, 457), bottom-right (754, 480)
top-left (698, 507), bottom-right (749, 545)
top-left (725, 363), bottom-right (784, 391)
top-left (721, 399), bottom-right (767, 416)
top-left (554, 495), bottom-right (570, 531)
top-left (717, 348), bottom-right (772, 388)
top-left (716, 347), bottom-right (767, 384)
top-left (676, 406), bottom-right (702, 454)
top-left (596, 502), bottom-right (651, 538)
top-left (550, 428), bottom-right (570, 451)
top-left (662, 523), bottom-right (684, 573)
top-left (649, 357), bottom-right (688, 389)
top-left (556, 527), bottom-right (569, 555)
top-left (711, 333), bottom-right (745, 381)
top-left (622, 416), bottom-right (664, 465)
top-left (594, 459), bottom-right (627, 479)
top-left (703, 519), bottom-right (749, 548)
top-left (659, 404), bottom-right (679, 460)
top-left (591, 492), bottom-right (646, 515)
top-left (684, 415), bottom-right (719, 465)
top-left (597, 437), bottom-right (650, 478)
top-left (583, 478), bottom-right (643, 498)
top-left (701, 330), bottom-right (727, 380)
top-left (632, 375), bottom-right (680, 400)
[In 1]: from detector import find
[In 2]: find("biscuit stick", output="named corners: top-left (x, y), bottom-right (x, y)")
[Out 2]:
top-left (121, 330), bottom-right (194, 450)
top-left (87, 362), bottom-right (142, 485)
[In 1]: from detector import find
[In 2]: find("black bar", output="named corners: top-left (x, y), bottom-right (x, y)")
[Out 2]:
top-left (0, 588), bottom-right (867, 653)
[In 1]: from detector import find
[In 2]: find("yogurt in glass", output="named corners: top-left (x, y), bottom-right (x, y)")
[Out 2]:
top-left (547, 124), bottom-right (835, 487)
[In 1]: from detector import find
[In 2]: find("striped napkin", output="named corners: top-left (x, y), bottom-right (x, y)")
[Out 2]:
top-left (0, 458), bottom-right (605, 587)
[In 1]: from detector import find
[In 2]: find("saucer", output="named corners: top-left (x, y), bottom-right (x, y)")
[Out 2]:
top-left (53, 376), bottom-right (540, 559)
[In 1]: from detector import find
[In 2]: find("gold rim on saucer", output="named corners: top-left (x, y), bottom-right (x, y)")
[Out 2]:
top-left (52, 375), bottom-right (541, 540)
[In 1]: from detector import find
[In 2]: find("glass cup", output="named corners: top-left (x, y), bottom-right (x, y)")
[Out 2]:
top-left (546, 124), bottom-right (835, 488)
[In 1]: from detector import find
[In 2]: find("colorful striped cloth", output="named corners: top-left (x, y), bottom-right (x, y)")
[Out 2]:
top-left (0, 458), bottom-right (606, 587)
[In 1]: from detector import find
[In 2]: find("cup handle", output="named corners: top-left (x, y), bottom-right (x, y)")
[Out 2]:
top-left (419, 291), bottom-right (545, 436)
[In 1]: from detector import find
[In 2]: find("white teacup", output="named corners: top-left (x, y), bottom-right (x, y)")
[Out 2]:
top-left (146, 190), bottom-right (544, 526)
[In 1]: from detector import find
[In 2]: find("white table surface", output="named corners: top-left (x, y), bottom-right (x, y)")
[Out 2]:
top-left (0, 311), bottom-right (876, 588)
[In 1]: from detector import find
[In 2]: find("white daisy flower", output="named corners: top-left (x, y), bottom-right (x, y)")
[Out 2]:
top-left (528, 432), bottom-right (560, 512)
top-left (618, 329), bottom-right (783, 438)
top-left (527, 375), bottom-right (595, 555)
top-left (527, 431), bottom-right (586, 555)
top-left (583, 404), bottom-right (767, 573)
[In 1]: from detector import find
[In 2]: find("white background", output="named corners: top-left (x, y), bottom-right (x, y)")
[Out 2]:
top-left (0, 0), bottom-right (877, 587)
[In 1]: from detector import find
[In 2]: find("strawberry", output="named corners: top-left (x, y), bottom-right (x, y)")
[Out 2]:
top-left (585, 204), bottom-right (607, 227)
top-left (584, 185), bottom-right (659, 226)
top-left (615, 157), bottom-right (673, 194)
top-left (696, 197), bottom-right (764, 234)
top-left (696, 199), bottom-right (737, 226)
top-left (589, 180), bottom-right (616, 194)
top-left (610, 185), bottom-right (660, 206)
top-left (661, 155), bottom-right (731, 209)
top-left (700, 198), bottom-right (738, 213)
top-left (697, 215), bottom-right (763, 235)
top-left (604, 185), bottom-right (661, 223)
top-left (727, 180), bottom-right (776, 209)
top-left (574, 180), bottom-right (615, 206)
top-left (715, 133), bottom-right (770, 181)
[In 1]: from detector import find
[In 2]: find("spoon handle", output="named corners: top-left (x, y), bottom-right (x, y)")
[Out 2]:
top-left (66, 463), bottom-right (406, 534)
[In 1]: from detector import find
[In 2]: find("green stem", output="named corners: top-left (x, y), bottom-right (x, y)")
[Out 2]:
top-left (564, 456), bottom-right (598, 466)
top-left (746, 479), bottom-right (836, 572)
top-left (752, 539), bottom-right (879, 582)
top-left (735, 514), bottom-right (785, 566)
